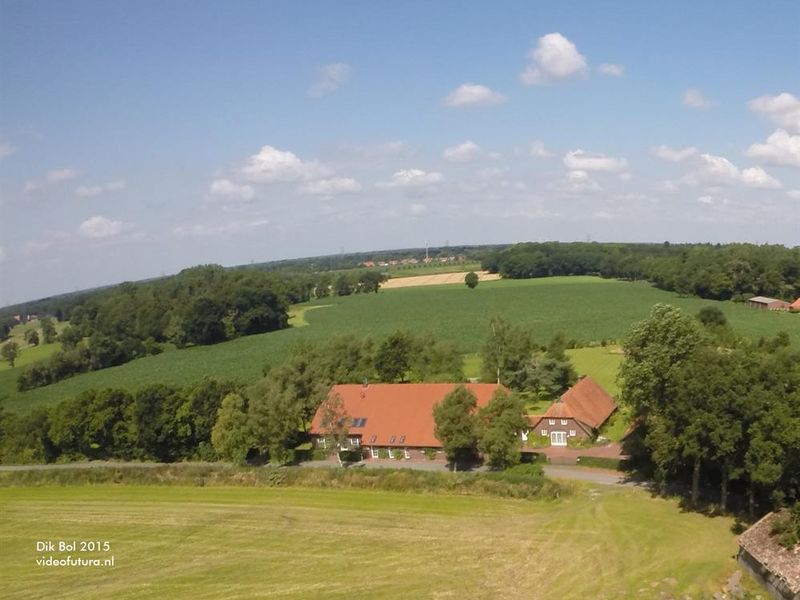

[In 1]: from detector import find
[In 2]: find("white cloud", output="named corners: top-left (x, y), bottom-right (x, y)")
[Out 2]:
top-left (697, 195), bottom-right (714, 205)
top-left (787, 190), bottom-right (800, 200)
top-left (76, 180), bottom-right (126, 197)
top-left (563, 149), bottom-right (628, 172)
top-left (564, 170), bottom-right (602, 193)
top-left (443, 83), bottom-right (506, 107)
top-left (682, 89), bottom-right (714, 109)
top-left (684, 153), bottom-right (782, 189)
top-left (529, 140), bottom-right (552, 158)
top-left (78, 215), bottom-right (126, 238)
top-left (598, 63), bottom-right (624, 77)
top-left (746, 129), bottom-right (800, 168)
top-left (378, 169), bottom-right (443, 188)
top-left (309, 63), bottom-right (352, 97)
top-left (652, 145), bottom-right (698, 162)
top-left (209, 178), bottom-right (255, 201)
top-left (299, 177), bottom-right (362, 196)
top-left (47, 168), bottom-right (79, 183)
top-left (520, 33), bottom-right (588, 86)
top-left (443, 140), bottom-right (481, 162)
top-left (748, 92), bottom-right (800, 133)
top-left (740, 167), bottom-right (782, 189)
top-left (240, 145), bottom-right (328, 182)
top-left (0, 140), bottom-right (15, 159)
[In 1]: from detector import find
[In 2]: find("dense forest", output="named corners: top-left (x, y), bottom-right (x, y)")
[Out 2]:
top-left (621, 304), bottom-right (800, 514)
top-left (483, 242), bottom-right (800, 302)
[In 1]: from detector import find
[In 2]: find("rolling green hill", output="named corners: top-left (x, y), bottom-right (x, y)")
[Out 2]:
top-left (2, 276), bottom-right (798, 413)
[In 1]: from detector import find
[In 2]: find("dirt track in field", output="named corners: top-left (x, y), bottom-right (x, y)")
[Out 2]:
top-left (382, 271), bottom-right (501, 289)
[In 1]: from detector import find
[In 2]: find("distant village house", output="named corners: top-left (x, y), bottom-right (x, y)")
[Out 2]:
top-left (747, 296), bottom-right (791, 311)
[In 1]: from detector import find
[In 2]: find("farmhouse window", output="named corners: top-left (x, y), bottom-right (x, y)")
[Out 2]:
top-left (387, 448), bottom-right (394, 459)
top-left (403, 448), bottom-right (410, 459)
top-left (371, 447), bottom-right (379, 458)
top-left (560, 419), bottom-right (568, 425)
top-left (350, 437), bottom-right (360, 447)
top-left (548, 419), bottom-right (555, 425)
top-left (318, 438), bottom-right (327, 449)
top-left (541, 429), bottom-right (547, 436)
top-left (569, 430), bottom-right (576, 437)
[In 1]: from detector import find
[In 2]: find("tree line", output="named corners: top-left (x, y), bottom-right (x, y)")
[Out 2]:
top-left (621, 304), bottom-right (800, 515)
top-left (483, 242), bottom-right (800, 302)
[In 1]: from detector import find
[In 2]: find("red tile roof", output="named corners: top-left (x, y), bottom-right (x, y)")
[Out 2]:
top-left (309, 383), bottom-right (506, 448)
top-left (792, 298), bottom-right (800, 310)
top-left (529, 376), bottom-right (617, 431)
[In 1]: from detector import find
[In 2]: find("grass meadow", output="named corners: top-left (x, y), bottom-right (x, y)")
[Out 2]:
top-left (0, 482), bottom-right (751, 600)
top-left (2, 276), bottom-right (798, 413)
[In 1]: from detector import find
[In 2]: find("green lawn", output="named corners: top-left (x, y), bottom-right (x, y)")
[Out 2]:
top-left (0, 320), bottom-right (66, 373)
top-left (0, 483), bottom-right (753, 599)
top-left (3, 276), bottom-right (799, 413)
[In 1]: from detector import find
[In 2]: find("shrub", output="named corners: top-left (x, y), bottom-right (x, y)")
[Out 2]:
top-left (423, 448), bottom-right (437, 460)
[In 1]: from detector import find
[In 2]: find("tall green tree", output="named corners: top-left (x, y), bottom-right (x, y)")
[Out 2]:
top-left (433, 385), bottom-right (479, 470)
top-left (1, 341), bottom-right (20, 368)
top-left (211, 393), bottom-right (252, 464)
top-left (477, 390), bottom-right (526, 469)
top-left (464, 271), bottom-right (479, 289)
top-left (318, 392), bottom-right (350, 465)
top-left (39, 317), bottom-right (57, 344)
top-left (248, 378), bottom-right (303, 464)
top-left (25, 329), bottom-right (40, 346)
top-left (480, 317), bottom-right (533, 386)
top-left (374, 331), bottom-right (413, 382)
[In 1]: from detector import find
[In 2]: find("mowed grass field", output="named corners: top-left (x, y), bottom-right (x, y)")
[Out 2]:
top-left (3, 276), bottom-right (799, 413)
top-left (0, 483), bottom-right (749, 600)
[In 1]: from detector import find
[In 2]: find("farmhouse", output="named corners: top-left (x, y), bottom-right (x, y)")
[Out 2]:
top-left (737, 512), bottom-right (800, 600)
top-left (526, 376), bottom-right (617, 447)
top-left (791, 298), bottom-right (800, 312)
top-left (309, 383), bottom-right (505, 460)
top-left (747, 296), bottom-right (791, 311)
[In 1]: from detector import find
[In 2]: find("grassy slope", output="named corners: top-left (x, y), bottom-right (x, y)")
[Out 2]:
top-left (0, 484), bottom-right (749, 600)
top-left (3, 276), bottom-right (799, 413)
top-left (0, 320), bottom-right (66, 373)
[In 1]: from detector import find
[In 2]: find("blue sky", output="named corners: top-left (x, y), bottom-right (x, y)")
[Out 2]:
top-left (1, 0), bottom-right (799, 305)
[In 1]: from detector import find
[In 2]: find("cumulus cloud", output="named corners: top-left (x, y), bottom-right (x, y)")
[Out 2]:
top-left (565, 170), bottom-right (602, 193)
top-left (378, 169), bottom-right (443, 188)
top-left (682, 89), bottom-right (714, 109)
top-left (443, 84), bottom-right (506, 107)
top-left (746, 129), bottom-right (800, 168)
top-left (76, 180), bottom-right (126, 197)
top-left (563, 149), bottom-right (628, 172)
top-left (520, 33), bottom-right (588, 85)
top-left (0, 140), bottom-right (15, 159)
top-left (697, 195), bottom-right (714, 205)
top-left (309, 63), bottom-right (352, 97)
top-left (299, 177), bottom-right (362, 196)
top-left (240, 145), bottom-right (328, 182)
top-left (78, 215), bottom-right (126, 238)
top-left (685, 153), bottom-right (782, 189)
top-left (598, 63), bottom-right (624, 77)
top-left (652, 145), bottom-right (698, 162)
top-left (748, 92), bottom-right (800, 132)
top-left (529, 140), bottom-right (552, 158)
top-left (443, 140), bottom-right (481, 162)
top-left (209, 178), bottom-right (255, 201)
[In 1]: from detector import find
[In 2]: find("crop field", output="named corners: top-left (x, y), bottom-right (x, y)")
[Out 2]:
top-left (0, 483), bottom-right (751, 600)
top-left (3, 276), bottom-right (798, 413)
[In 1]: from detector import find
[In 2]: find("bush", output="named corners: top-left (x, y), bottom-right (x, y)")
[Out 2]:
top-left (423, 448), bottom-right (438, 461)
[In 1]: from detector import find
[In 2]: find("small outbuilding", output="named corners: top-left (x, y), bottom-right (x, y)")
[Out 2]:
top-left (737, 512), bottom-right (800, 600)
top-left (747, 296), bottom-right (791, 311)
top-left (791, 298), bottom-right (800, 312)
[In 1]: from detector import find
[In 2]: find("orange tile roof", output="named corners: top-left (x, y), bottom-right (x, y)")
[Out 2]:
top-left (529, 376), bottom-right (617, 431)
top-left (792, 298), bottom-right (800, 310)
top-left (309, 383), bottom-right (506, 447)
top-left (558, 376), bottom-right (617, 429)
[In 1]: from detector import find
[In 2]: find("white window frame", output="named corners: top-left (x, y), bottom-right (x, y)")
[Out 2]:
top-left (318, 438), bottom-right (327, 449)
top-left (560, 419), bottom-right (568, 425)
top-left (548, 419), bottom-right (555, 425)
top-left (569, 430), bottom-right (576, 437)
top-left (350, 437), bottom-right (360, 447)
top-left (403, 448), bottom-right (410, 459)
top-left (387, 448), bottom-right (394, 459)
top-left (371, 447), bottom-right (379, 458)
top-left (541, 429), bottom-right (547, 436)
